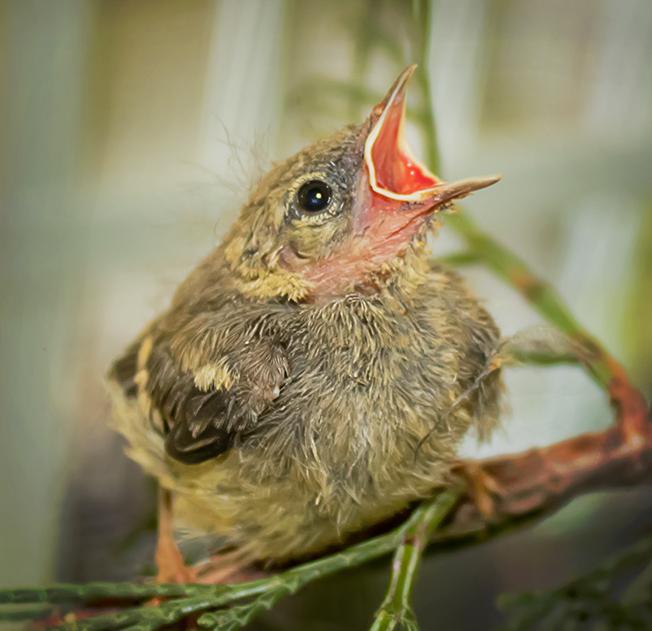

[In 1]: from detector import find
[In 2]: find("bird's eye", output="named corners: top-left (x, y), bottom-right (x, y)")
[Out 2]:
top-left (297, 180), bottom-right (332, 213)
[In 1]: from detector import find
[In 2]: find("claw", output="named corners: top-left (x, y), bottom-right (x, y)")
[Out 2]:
top-left (452, 460), bottom-right (504, 519)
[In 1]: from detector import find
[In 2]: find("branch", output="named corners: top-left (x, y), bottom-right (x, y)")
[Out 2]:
top-left (432, 392), bottom-right (651, 549)
top-left (0, 495), bottom-right (459, 629)
top-left (369, 491), bottom-right (461, 631)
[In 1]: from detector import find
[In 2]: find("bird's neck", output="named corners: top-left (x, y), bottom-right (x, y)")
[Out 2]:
top-left (299, 237), bottom-right (432, 304)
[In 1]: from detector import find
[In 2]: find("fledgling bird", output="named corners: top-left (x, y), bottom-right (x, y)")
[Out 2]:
top-left (108, 66), bottom-right (503, 579)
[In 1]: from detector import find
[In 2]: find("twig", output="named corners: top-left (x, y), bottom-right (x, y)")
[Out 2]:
top-left (370, 490), bottom-right (461, 631)
top-left (443, 214), bottom-right (638, 395)
top-left (0, 605), bottom-right (53, 622)
top-left (0, 582), bottom-right (220, 605)
top-left (428, 392), bottom-right (651, 552)
top-left (0, 497), bottom-right (456, 629)
top-left (435, 250), bottom-right (483, 267)
top-left (412, 0), bottom-right (440, 174)
top-left (196, 583), bottom-right (294, 630)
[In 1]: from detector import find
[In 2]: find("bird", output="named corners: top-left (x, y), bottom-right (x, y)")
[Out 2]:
top-left (107, 65), bottom-right (503, 582)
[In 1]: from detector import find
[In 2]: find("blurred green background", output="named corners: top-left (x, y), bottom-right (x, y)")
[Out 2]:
top-left (1, 0), bottom-right (651, 629)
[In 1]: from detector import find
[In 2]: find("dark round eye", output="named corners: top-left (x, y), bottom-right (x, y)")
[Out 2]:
top-left (297, 180), bottom-right (332, 213)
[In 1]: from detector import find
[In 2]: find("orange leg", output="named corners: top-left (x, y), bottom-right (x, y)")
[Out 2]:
top-left (154, 487), bottom-right (262, 585)
top-left (155, 487), bottom-right (196, 584)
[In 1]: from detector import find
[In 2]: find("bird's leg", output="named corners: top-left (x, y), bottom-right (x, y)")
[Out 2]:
top-left (451, 460), bottom-right (504, 519)
top-left (156, 489), bottom-right (260, 585)
top-left (155, 487), bottom-right (196, 583)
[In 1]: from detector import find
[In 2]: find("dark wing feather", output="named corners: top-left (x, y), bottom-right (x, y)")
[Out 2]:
top-left (110, 333), bottom-right (288, 465)
top-left (165, 420), bottom-right (233, 464)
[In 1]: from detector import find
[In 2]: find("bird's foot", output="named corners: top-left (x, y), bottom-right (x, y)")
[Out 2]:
top-left (155, 531), bottom-right (197, 584)
top-left (153, 488), bottom-right (259, 585)
top-left (452, 460), bottom-right (504, 519)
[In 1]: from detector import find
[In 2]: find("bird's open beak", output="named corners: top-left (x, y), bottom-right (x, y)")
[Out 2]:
top-left (364, 65), bottom-right (500, 210)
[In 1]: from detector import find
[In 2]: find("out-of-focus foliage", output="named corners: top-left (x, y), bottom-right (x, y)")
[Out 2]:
top-left (499, 536), bottom-right (652, 630)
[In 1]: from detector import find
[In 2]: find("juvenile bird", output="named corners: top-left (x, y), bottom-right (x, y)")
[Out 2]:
top-left (108, 66), bottom-right (502, 580)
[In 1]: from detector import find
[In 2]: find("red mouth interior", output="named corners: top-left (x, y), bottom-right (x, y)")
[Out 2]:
top-left (370, 99), bottom-right (439, 195)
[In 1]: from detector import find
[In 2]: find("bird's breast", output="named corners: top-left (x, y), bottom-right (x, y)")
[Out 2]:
top-left (247, 294), bottom-right (468, 491)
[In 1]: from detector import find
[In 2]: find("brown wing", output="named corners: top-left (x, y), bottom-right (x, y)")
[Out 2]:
top-left (109, 332), bottom-right (289, 465)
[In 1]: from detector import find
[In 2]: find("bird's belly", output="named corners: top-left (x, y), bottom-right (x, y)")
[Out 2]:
top-left (171, 373), bottom-right (471, 563)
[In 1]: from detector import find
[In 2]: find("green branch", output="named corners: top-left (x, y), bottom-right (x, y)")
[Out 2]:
top-left (0, 582), bottom-right (219, 605)
top-left (0, 492), bottom-right (462, 630)
top-left (370, 490), bottom-right (461, 631)
top-left (412, 0), bottom-right (440, 174)
top-left (435, 249), bottom-right (483, 267)
top-left (197, 584), bottom-right (292, 630)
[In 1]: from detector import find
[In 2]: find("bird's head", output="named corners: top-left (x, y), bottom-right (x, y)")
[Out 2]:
top-left (222, 66), bottom-right (499, 302)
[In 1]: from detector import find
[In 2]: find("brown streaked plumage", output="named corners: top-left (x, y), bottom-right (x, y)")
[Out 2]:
top-left (107, 66), bottom-right (503, 568)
